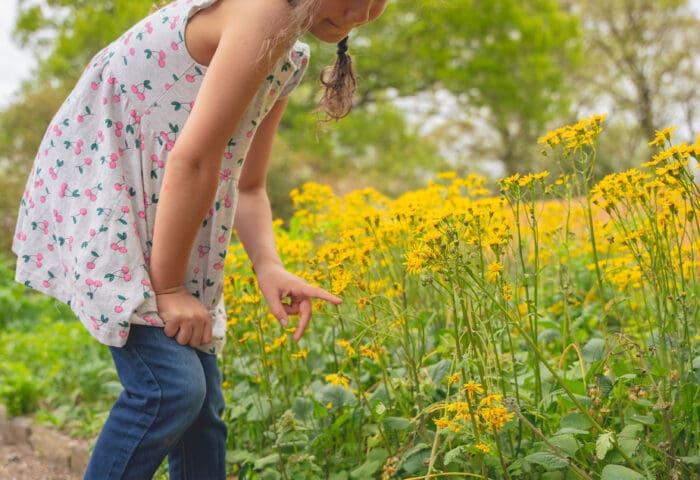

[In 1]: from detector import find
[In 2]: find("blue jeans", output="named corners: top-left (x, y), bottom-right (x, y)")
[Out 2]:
top-left (84, 325), bottom-right (227, 479)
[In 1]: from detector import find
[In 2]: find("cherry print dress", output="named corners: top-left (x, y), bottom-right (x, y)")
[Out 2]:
top-left (12, 0), bottom-right (310, 354)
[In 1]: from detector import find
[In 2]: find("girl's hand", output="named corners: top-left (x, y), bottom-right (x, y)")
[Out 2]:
top-left (254, 263), bottom-right (342, 341)
top-left (157, 286), bottom-right (213, 348)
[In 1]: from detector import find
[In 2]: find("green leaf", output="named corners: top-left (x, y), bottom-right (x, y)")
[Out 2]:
top-left (400, 443), bottom-right (430, 474)
top-left (350, 449), bottom-right (388, 479)
top-left (548, 434), bottom-right (579, 457)
top-left (555, 428), bottom-right (589, 436)
top-left (317, 384), bottom-right (357, 409)
top-left (226, 449), bottom-right (254, 464)
top-left (600, 465), bottom-right (645, 480)
top-left (524, 452), bottom-right (569, 470)
top-left (329, 473), bottom-right (349, 480)
top-left (246, 399), bottom-right (270, 422)
top-left (261, 470), bottom-right (281, 480)
top-left (292, 397), bottom-right (314, 421)
top-left (384, 416), bottom-right (411, 431)
top-left (628, 414), bottom-right (655, 425)
top-left (254, 453), bottom-right (280, 470)
top-left (595, 374), bottom-right (613, 398)
top-left (582, 338), bottom-right (606, 362)
top-left (560, 412), bottom-right (592, 431)
top-left (618, 424), bottom-right (642, 457)
top-left (596, 431), bottom-right (614, 460)
top-left (426, 359), bottom-right (451, 385)
top-left (444, 446), bottom-right (465, 466)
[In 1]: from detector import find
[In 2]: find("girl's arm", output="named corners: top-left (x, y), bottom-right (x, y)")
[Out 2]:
top-left (150, 0), bottom-right (292, 347)
top-left (235, 98), bottom-right (342, 341)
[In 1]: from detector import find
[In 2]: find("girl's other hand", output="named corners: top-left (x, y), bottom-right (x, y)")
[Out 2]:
top-left (157, 287), bottom-right (213, 347)
top-left (254, 263), bottom-right (342, 341)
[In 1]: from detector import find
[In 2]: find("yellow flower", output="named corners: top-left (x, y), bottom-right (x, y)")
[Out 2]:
top-left (501, 283), bottom-right (513, 300)
top-left (291, 349), bottom-right (308, 360)
top-left (330, 267), bottom-right (353, 295)
top-left (648, 126), bottom-right (677, 147)
top-left (336, 339), bottom-right (356, 357)
top-left (238, 331), bottom-right (254, 343)
top-left (325, 373), bottom-right (350, 389)
top-left (462, 381), bottom-right (485, 396)
top-left (475, 443), bottom-right (490, 454)
top-left (486, 262), bottom-right (503, 282)
top-left (359, 344), bottom-right (381, 361)
top-left (479, 406), bottom-right (514, 431)
top-left (264, 334), bottom-right (287, 353)
top-left (404, 244), bottom-right (430, 274)
top-left (434, 418), bottom-right (451, 429)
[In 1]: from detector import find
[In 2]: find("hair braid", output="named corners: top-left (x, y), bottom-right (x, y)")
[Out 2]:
top-left (318, 36), bottom-right (357, 121)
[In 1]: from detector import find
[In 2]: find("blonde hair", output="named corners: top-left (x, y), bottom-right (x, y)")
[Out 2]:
top-left (287, 0), bottom-right (357, 121)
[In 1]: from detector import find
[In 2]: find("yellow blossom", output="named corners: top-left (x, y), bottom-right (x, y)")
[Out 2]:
top-left (463, 381), bottom-right (485, 396)
top-left (648, 126), bottom-right (677, 147)
top-left (291, 349), bottom-right (308, 360)
top-left (264, 334), bottom-right (287, 353)
top-left (475, 443), bottom-right (490, 454)
top-left (325, 373), bottom-right (350, 389)
top-left (486, 262), bottom-right (504, 282)
top-left (359, 344), bottom-right (381, 361)
top-left (336, 339), bottom-right (356, 357)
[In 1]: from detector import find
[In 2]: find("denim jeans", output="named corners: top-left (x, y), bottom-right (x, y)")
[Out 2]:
top-left (84, 325), bottom-right (227, 479)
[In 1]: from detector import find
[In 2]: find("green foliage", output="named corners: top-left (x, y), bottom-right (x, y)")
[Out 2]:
top-left (0, 265), bottom-right (117, 434)
top-left (215, 122), bottom-right (700, 478)
top-left (15, 0), bottom-right (149, 87)
top-left (0, 361), bottom-right (42, 416)
top-left (0, 256), bottom-right (73, 331)
top-left (338, 0), bottom-right (582, 173)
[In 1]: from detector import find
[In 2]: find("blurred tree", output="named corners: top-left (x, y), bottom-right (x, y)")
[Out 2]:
top-left (566, 0), bottom-right (700, 168)
top-left (0, 84), bottom-right (67, 254)
top-left (336, 0), bottom-right (582, 175)
top-left (14, 0), bottom-right (149, 87)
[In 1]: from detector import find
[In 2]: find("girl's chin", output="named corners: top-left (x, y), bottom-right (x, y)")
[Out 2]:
top-left (308, 22), bottom-right (350, 43)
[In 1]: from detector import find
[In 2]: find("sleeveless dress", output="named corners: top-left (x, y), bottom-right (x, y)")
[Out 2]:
top-left (12, 0), bottom-right (310, 354)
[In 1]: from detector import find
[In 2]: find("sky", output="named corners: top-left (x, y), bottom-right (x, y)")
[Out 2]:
top-left (0, 0), bottom-right (35, 107)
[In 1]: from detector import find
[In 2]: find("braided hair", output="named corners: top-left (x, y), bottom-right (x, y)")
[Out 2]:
top-left (318, 36), bottom-right (357, 121)
top-left (286, 0), bottom-right (358, 121)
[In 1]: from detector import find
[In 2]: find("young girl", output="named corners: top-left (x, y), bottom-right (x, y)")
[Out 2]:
top-left (12, 0), bottom-right (388, 478)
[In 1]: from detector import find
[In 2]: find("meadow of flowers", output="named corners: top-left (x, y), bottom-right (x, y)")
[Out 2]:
top-left (220, 116), bottom-right (700, 479)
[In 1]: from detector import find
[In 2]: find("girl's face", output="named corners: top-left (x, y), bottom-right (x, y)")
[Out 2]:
top-left (309, 0), bottom-right (388, 43)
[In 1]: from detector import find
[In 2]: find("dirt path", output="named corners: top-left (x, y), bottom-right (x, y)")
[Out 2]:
top-left (0, 407), bottom-right (89, 480)
top-left (0, 443), bottom-right (80, 480)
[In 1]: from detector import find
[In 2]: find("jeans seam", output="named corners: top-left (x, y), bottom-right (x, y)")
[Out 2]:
top-left (110, 344), bottom-right (163, 479)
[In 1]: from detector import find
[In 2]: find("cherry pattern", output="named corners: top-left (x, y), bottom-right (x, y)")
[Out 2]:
top-left (12, 0), bottom-right (309, 354)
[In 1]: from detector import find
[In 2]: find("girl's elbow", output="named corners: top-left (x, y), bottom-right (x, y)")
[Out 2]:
top-left (167, 148), bottom-right (221, 176)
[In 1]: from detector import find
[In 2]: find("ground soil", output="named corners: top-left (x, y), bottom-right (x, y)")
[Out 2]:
top-left (0, 443), bottom-right (80, 480)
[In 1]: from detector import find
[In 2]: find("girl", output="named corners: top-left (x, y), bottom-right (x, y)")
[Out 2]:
top-left (12, 0), bottom-right (388, 478)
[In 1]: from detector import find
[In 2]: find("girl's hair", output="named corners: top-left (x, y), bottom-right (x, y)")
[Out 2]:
top-left (318, 36), bottom-right (357, 120)
top-left (287, 0), bottom-right (357, 121)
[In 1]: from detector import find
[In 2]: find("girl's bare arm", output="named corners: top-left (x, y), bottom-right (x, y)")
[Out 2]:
top-left (150, 0), bottom-right (291, 347)
top-left (235, 98), bottom-right (342, 341)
